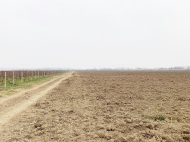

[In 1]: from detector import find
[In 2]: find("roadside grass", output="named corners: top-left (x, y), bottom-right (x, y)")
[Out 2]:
top-left (0, 73), bottom-right (67, 97)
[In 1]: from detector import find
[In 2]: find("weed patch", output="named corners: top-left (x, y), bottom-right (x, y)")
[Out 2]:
top-left (145, 115), bottom-right (165, 121)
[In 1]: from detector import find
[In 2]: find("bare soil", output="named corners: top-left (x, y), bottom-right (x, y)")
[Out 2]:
top-left (0, 71), bottom-right (190, 142)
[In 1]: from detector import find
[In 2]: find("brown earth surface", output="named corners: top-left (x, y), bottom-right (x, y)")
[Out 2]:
top-left (0, 71), bottom-right (190, 142)
top-left (0, 72), bottom-right (73, 130)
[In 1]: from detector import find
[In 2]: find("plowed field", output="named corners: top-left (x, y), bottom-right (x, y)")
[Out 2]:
top-left (0, 71), bottom-right (190, 142)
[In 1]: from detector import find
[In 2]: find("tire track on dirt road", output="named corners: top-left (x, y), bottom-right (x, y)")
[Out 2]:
top-left (0, 72), bottom-right (74, 128)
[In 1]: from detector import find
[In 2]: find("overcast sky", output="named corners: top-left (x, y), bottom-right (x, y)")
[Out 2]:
top-left (0, 0), bottom-right (190, 69)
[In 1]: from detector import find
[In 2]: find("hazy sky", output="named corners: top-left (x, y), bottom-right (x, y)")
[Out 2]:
top-left (0, 0), bottom-right (190, 69)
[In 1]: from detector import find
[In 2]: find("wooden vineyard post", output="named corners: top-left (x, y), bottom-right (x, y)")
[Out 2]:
top-left (38, 70), bottom-right (39, 78)
top-left (21, 72), bottom-right (23, 82)
top-left (4, 72), bottom-right (6, 88)
top-left (13, 71), bottom-right (15, 85)
top-left (32, 71), bottom-right (33, 80)
top-left (44, 71), bottom-right (45, 77)
top-left (27, 71), bottom-right (29, 81)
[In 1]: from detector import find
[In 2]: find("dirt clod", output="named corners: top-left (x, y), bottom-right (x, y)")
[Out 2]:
top-left (124, 119), bottom-right (132, 123)
top-left (34, 123), bottom-right (42, 128)
top-left (97, 132), bottom-right (105, 138)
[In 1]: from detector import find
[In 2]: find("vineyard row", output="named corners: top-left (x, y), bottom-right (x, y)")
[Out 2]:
top-left (0, 70), bottom-right (67, 88)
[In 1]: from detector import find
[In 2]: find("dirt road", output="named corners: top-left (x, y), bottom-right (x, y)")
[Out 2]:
top-left (0, 72), bottom-right (73, 128)
top-left (0, 71), bottom-right (190, 142)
